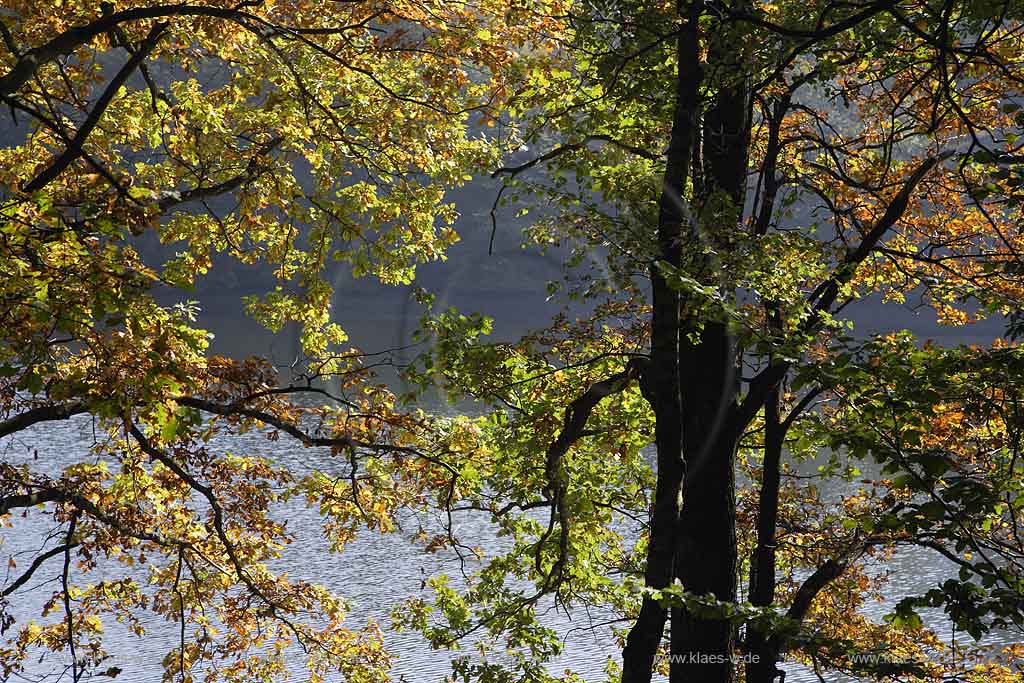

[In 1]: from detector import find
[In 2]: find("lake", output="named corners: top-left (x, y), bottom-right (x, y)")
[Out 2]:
top-left (2, 269), bottom-right (1018, 682)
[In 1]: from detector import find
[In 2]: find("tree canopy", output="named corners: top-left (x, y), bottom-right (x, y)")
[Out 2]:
top-left (2, 1), bottom-right (1024, 683)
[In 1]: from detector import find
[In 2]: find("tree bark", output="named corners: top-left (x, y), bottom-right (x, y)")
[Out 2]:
top-left (670, 12), bottom-right (751, 682)
top-left (746, 384), bottom-right (783, 683)
top-left (620, 4), bottom-right (702, 681)
top-left (672, 321), bottom-right (740, 683)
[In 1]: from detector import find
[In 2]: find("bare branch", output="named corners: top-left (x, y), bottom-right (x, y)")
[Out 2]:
top-left (2, 542), bottom-right (79, 597)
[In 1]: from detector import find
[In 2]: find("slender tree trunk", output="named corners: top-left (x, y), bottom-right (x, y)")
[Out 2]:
top-left (746, 383), bottom-right (783, 683)
top-left (620, 4), bottom-right (701, 681)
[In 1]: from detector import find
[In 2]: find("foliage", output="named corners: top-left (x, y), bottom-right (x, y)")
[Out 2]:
top-left (4, 1), bottom-right (1024, 683)
top-left (401, 1), bottom-right (1024, 682)
top-left (0, 1), bottom-right (566, 681)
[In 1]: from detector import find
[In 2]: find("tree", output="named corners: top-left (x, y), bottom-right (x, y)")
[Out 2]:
top-left (0, 2), bottom-right (565, 681)
top-left (406, 1), bottom-right (1024, 682)
top-left (4, 2), bottom-right (1024, 683)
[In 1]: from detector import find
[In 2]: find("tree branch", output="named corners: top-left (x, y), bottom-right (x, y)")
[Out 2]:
top-left (785, 557), bottom-right (848, 623)
top-left (729, 0), bottom-right (898, 41)
top-left (492, 135), bottom-right (661, 178)
top-left (0, 482), bottom-right (189, 549)
top-left (173, 396), bottom-right (356, 450)
top-left (535, 357), bottom-right (646, 586)
top-left (0, 5), bottom-right (263, 97)
top-left (2, 542), bottom-right (79, 597)
top-left (733, 152), bottom-right (950, 432)
top-left (127, 425), bottom-right (311, 646)
top-left (62, 513), bottom-right (79, 683)
top-left (22, 22), bottom-right (167, 193)
top-left (0, 489), bottom-right (65, 515)
top-left (0, 402), bottom-right (87, 439)
top-left (157, 137), bottom-right (284, 211)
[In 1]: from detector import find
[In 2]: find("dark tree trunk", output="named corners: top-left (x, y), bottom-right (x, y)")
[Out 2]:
top-left (746, 384), bottom-right (783, 683)
top-left (620, 4), bottom-right (701, 682)
top-left (621, 2), bottom-right (756, 681)
top-left (671, 321), bottom-right (740, 683)
top-left (618, 4), bottom-right (942, 681)
top-left (669, 13), bottom-right (751, 682)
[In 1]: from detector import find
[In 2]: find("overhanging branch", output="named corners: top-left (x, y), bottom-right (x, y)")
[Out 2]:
top-left (0, 402), bottom-right (87, 439)
top-left (536, 357), bottom-right (647, 587)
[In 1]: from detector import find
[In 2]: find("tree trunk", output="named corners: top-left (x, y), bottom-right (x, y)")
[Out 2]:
top-left (669, 12), bottom-right (751, 682)
top-left (671, 321), bottom-right (739, 683)
top-left (620, 4), bottom-right (701, 681)
top-left (746, 384), bottom-right (783, 683)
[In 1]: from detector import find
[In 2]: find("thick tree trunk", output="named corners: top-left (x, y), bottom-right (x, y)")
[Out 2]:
top-left (669, 13), bottom-right (751, 682)
top-left (671, 321), bottom-right (739, 683)
top-left (620, 5), bottom-right (701, 682)
top-left (621, 2), bottom-right (758, 681)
